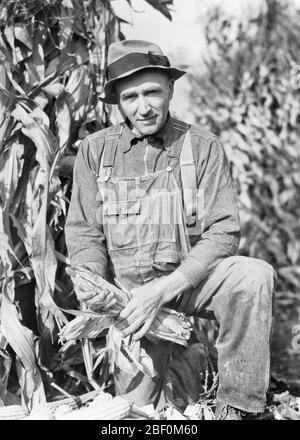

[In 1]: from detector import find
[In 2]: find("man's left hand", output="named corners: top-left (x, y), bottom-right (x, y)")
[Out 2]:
top-left (114, 279), bottom-right (165, 340)
top-left (114, 270), bottom-right (192, 340)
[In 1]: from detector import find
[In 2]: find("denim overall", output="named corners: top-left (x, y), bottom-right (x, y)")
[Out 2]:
top-left (96, 120), bottom-right (192, 406)
top-left (95, 122), bottom-right (276, 412)
top-left (96, 120), bottom-right (192, 289)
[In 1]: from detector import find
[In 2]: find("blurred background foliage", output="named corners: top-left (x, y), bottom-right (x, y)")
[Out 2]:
top-left (187, 0), bottom-right (300, 391)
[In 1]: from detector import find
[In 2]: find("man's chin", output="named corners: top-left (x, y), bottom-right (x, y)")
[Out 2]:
top-left (137, 123), bottom-right (160, 137)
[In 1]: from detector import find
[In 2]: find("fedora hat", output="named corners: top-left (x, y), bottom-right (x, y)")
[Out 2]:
top-left (99, 40), bottom-right (186, 105)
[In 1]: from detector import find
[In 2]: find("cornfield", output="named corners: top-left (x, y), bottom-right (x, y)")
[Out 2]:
top-left (0, 0), bottom-right (174, 411)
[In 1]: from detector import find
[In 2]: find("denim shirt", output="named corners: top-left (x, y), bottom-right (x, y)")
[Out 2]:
top-left (65, 116), bottom-right (240, 288)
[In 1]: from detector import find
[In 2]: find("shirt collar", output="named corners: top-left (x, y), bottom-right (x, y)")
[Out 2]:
top-left (122, 122), bottom-right (136, 152)
top-left (122, 114), bottom-right (173, 153)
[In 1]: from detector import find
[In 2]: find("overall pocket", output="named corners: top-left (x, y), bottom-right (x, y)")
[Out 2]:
top-left (103, 199), bottom-right (141, 250)
top-left (103, 191), bottom-right (179, 251)
top-left (138, 191), bottom-right (177, 246)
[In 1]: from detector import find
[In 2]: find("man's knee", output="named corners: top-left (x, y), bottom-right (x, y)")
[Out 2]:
top-left (211, 256), bottom-right (276, 320)
top-left (226, 256), bottom-right (276, 296)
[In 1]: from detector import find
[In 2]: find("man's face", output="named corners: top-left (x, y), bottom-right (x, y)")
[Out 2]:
top-left (116, 70), bottom-right (174, 137)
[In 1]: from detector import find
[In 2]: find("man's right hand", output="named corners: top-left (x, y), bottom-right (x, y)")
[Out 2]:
top-left (78, 287), bottom-right (118, 312)
top-left (72, 263), bottom-right (119, 312)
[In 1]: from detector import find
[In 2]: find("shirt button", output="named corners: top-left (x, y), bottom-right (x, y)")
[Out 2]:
top-left (166, 166), bottom-right (172, 172)
top-left (104, 175), bottom-right (109, 181)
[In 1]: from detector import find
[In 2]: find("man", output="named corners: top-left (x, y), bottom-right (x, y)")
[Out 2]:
top-left (65, 40), bottom-right (276, 420)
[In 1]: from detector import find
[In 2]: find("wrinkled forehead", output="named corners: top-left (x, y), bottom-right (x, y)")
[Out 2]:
top-left (115, 69), bottom-right (172, 95)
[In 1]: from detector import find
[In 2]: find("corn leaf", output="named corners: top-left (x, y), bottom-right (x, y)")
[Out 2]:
top-left (55, 96), bottom-right (71, 152)
top-left (0, 206), bottom-right (46, 410)
top-left (66, 65), bottom-right (91, 122)
top-left (145, 0), bottom-right (173, 20)
top-left (14, 23), bottom-right (33, 50)
top-left (59, 0), bottom-right (74, 50)
top-left (1, 294), bottom-right (46, 410)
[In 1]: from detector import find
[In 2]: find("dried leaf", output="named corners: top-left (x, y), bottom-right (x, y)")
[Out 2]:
top-left (25, 43), bottom-right (45, 85)
top-left (278, 404), bottom-right (300, 420)
top-left (66, 65), bottom-right (91, 122)
top-left (145, 0), bottom-right (173, 20)
top-left (59, 0), bottom-right (74, 50)
top-left (0, 209), bottom-right (46, 411)
top-left (0, 348), bottom-right (11, 401)
top-left (14, 23), bottom-right (33, 50)
top-left (4, 26), bottom-right (15, 60)
top-left (92, 348), bottom-right (107, 372)
top-left (55, 96), bottom-right (71, 151)
top-left (11, 103), bottom-right (54, 165)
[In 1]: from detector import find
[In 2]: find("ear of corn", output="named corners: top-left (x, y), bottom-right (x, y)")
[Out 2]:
top-left (65, 266), bottom-right (129, 313)
top-left (58, 311), bottom-right (112, 342)
top-left (60, 265), bottom-right (192, 381)
top-left (55, 395), bottom-right (131, 420)
top-left (62, 265), bottom-right (192, 346)
top-left (0, 404), bottom-right (29, 420)
top-left (0, 392), bottom-right (155, 420)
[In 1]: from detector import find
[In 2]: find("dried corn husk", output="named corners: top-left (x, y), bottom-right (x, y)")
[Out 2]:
top-left (65, 265), bottom-right (129, 314)
top-left (56, 395), bottom-right (131, 420)
top-left (60, 265), bottom-right (192, 379)
top-left (0, 404), bottom-right (29, 420)
top-left (0, 391), bottom-right (164, 420)
top-left (62, 265), bottom-right (192, 346)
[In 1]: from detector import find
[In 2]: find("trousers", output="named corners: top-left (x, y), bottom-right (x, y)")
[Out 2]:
top-left (114, 255), bottom-right (276, 414)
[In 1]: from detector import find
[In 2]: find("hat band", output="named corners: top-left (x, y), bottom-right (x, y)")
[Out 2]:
top-left (108, 52), bottom-right (171, 80)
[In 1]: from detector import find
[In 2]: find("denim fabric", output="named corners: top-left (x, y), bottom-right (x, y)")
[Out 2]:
top-left (117, 256), bottom-right (275, 413)
top-left (65, 116), bottom-right (241, 288)
top-left (175, 255), bottom-right (276, 413)
top-left (95, 119), bottom-right (193, 290)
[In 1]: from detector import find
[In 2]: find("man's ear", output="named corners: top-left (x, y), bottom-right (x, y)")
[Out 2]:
top-left (168, 79), bottom-right (175, 100)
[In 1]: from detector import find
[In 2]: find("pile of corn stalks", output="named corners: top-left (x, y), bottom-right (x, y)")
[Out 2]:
top-left (59, 265), bottom-right (192, 378)
top-left (0, 0), bottom-right (175, 412)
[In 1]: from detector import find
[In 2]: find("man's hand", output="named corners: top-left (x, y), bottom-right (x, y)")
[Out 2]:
top-left (114, 279), bottom-right (165, 340)
top-left (75, 283), bottom-right (118, 312)
top-left (115, 270), bottom-right (192, 340)
top-left (72, 263), bottom-right (119, 312)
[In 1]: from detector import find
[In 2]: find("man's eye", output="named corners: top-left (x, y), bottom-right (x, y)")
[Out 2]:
top-left (121, 94), bottom-right (135, 102)
top-left (147, 90), bottom-right (159, 96)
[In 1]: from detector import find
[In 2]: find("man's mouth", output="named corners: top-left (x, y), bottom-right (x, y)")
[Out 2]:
top-left (139, 116), bottom-right (156, 123)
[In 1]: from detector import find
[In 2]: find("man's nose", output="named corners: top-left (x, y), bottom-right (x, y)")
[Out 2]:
top-left (138, 97), bottom-right (151, 115)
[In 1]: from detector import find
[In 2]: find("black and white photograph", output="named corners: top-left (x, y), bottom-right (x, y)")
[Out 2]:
top-left (0, 0), bottom-right (299, 423)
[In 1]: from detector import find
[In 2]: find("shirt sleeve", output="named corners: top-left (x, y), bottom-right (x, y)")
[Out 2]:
top-left (65, 137), bottom-right (108, 278)
top-left (176, 135), bottom-right (241, 288)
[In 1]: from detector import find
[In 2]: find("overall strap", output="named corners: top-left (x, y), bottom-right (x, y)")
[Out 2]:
top-left (98, 124), bottom-right (123, 183)
top-left (165, 119), bottom-right (197, 226)
top-left (179, 129), bottom-right (197, 226)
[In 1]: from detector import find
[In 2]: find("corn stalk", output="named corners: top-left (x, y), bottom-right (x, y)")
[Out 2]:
top-left (0, 0), bottom-right (174, 410)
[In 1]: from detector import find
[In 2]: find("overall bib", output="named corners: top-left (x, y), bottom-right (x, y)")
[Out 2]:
top-left (96, 120), bottom-right (192, 407)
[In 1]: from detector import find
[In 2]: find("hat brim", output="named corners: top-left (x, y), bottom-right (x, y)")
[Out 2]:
top-left (99, 65), bottom-right (186, 105)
